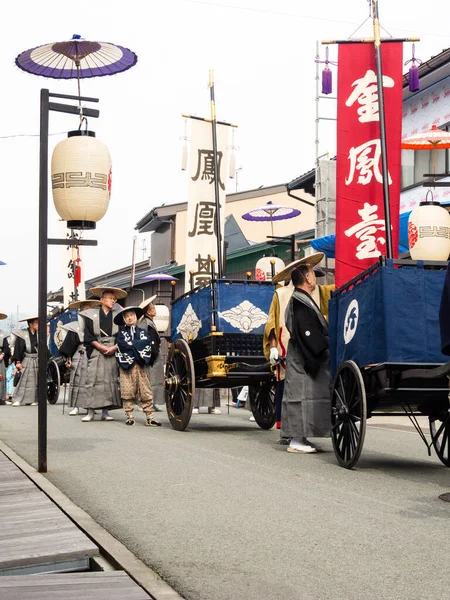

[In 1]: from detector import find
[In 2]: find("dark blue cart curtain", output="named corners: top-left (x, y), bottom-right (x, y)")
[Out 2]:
top-left (328, 262), bottom-right (448, 377)
top-left (171, 281), bottom-right (275, 341)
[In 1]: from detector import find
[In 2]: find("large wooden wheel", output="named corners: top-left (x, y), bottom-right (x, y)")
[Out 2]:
top-left (331, 360), bottom-right (367, 469)
top-left (429, 409), bottom-right (450, 467)
top-left (164, 339), bottom-right (195, 431)
top-left (249, 382), bottom-right (276, 430)
top-left (46, 359), bottom-right (60, 405)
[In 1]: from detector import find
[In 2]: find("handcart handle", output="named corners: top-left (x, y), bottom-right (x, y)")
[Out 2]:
top-left (398, 360), bottom-right (450, 382)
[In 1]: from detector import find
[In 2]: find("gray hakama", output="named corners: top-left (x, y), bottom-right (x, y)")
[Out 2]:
top-left (281, 289), bottom-right (331, 440)
top-left (59, 320), bottom-right (89, 409)
top-left (82, 308), bottom-right (121, 410)
top-left (0, 331), bottom-right (9, 402)
top-left (10, 329), bottom-right (39, 406)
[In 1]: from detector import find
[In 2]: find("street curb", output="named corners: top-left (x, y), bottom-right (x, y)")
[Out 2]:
top-left (0, 440), bottom-right (184, 600)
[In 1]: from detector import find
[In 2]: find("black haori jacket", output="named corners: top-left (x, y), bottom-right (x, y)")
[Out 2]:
top-left (115, 325), bottom-right (153, 371)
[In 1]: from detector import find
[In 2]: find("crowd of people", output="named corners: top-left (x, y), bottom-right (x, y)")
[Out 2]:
top-left (0, 253), bottom-right (334, 451)
top-left (0, 286), bottom-right (163, 427)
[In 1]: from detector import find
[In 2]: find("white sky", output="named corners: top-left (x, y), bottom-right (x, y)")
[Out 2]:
top-left (1, 0), bottom-right (449, 320)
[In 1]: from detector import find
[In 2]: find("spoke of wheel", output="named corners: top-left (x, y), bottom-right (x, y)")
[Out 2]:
top-left (338, 374), bottom-right (348, 407)
top-left (348, 393), bottom-right (361, 412)
top-left (332, 419), bottom-right (343, 432)
top-left (335, 421), bottom-right (345, 448)
top-left (440, 423), bottom-right (449, 457)
top-left (349, 420), bottom-right (359, 452)
top-left (433, 419), bottom-right (446, 443)
top-left (334, 388), bottom-right (345, 409)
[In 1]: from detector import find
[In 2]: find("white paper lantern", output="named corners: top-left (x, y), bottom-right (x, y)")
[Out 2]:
top-left (255, 257), bottom-right (285, 281)
top-left (408, 201), bottom-right (450, 261)
top-left (154, 304), bottom-right (170, 333)
top-left (51, 130), bottom-right (112, 230)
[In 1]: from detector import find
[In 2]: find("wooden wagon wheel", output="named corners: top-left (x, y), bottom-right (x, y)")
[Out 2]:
top-left (331, 360), bottom-right (367, 469)
top-left (46, 359), bottom-right (60, 405)
top-left (164, 338), bottom-right (195, 431)
top-left (429, 409), bottom-right (450, 467)
top-left (249, 382), bottom-right (276, 430)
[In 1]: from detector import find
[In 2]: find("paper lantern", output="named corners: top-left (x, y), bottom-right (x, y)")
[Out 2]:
top-left (154, 304), bottom-right (170, 333)
top-left (255, 257), bottom-right (285, 281)
top-left (408, 201), bottom-right (450, 261)
top-left (51, 130), bottom-right (112, 230)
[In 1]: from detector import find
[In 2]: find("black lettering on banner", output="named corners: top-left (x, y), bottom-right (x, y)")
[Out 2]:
top-left (191, 149), bottom-right (225, 191)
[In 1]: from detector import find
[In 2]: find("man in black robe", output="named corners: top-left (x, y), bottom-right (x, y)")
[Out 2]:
top-left (59, 299), bottom-right (102, 415)
top-left (81, 287), bottom-right (127, 422)
top-left (281, 264), bottom-right (331, 453)
top-left (11, 316), bottom-right (40, 406)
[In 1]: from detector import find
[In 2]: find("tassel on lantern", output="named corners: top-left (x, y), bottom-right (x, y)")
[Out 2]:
top-left (315, 46), bottom-right (336, 96)
top-left (405, 44), bottom-right (422, 93)
top-left (322, 67), bottom-right (332, 95)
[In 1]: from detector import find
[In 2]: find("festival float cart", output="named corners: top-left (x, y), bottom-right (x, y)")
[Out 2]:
top-left (164, 260), bottom-right (277, 431)
top-left (328, 257), bottom-right (450, 469)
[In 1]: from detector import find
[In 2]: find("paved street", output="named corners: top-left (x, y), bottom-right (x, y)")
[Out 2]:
top-left (1, 400), bottom-right (450, 600)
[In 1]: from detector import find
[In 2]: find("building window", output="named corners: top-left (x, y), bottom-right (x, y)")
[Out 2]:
top-left (401, 124), bottom-right (450, 189)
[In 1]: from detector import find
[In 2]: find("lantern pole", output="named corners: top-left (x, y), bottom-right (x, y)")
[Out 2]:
top-left (38, 89), bottom-right (99, 473)
top-left (209, 70), bottom-right (223, 279)
top-left (371, 0), bottom-right (393, 259)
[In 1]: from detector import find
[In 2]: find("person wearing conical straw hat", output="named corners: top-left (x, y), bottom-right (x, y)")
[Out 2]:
top-left (114, 306), bottom-right (161, 427)
top-left (58, 299), bottom-right (102, 416)
top-left (10, 315), bottom-right (42, 406)
top-left (281, 263), bottom-right (331, 453)
top-left (81, 287), bottom-right (127, 422)
top-left (263, 253), bottom-right (333, 432)
top-left (139, 295), bottom-right (164, 411)
top-left (0, 312), bottom-right (11, 404)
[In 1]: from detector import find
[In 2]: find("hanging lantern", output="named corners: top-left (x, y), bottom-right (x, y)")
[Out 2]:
top-left (51, 130), bottom-right (112, 230)
top-left (404, 44), bottom-right (422, 93)
top-left (154, 304), bottom-right (170, 333)
top-left (255, 257), bottom-right (285, 281)
top-left (408, 196), bottom-right (450, 261)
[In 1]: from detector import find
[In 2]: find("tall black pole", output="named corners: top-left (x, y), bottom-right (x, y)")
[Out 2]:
top-left (209, 70), bottom-right (223, 278)
top-left (372, 0), bottom-right (393, 258)
top-left (38, 89), bottom-right (49, 473)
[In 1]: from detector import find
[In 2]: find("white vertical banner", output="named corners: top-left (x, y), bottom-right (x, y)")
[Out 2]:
top-left (61, 223), bottom-right (86, 307)
top-left (185, 119), bottom-right (228, 292)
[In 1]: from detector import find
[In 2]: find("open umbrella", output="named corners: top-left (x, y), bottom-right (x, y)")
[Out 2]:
top-left (402, 125), bottom-right (450, 180)
top-left (15, 34), bottom-right (137, 105)
top-left (140, 273), bottom-right (178, 295)
top-left (242, 201), bottom-right (301, 238)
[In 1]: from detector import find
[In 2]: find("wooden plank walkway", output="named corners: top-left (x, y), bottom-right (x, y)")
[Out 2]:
top-left (0, 451), bottom-right (99, 575)
top-left (0, 572), bottom-right (151, 599)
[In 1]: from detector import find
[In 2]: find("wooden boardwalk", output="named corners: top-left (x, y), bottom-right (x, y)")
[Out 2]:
top-left (0, 451), bottom-right (99, 575)
top-left (0, 572), bottom-right (151, 599)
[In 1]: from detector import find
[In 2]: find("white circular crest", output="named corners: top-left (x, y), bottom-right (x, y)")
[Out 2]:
top-left (343, 299), bottom-right (359, 345)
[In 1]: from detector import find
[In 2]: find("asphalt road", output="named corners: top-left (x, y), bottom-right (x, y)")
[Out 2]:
top-left (1, 401), bottom-right (450, 600)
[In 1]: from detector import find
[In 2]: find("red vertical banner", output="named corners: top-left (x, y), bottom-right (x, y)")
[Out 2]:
top-left (335, 42), bottom-right (403, 287)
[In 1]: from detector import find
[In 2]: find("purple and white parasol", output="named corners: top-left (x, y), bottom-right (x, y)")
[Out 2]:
top-left (140, 273), bottom-right (178, 295)
top-left (141, 273), bottom-right (178, 282)
top-left (242, 201), bottom-right (301, 237)
top-left (15, 35), bottom-right (137, 80)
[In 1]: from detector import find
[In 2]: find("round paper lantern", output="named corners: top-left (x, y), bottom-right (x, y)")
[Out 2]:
top-left (154, 304), bottom-right (170, 333)
top-left (51, 130), bottom-right (112, 230)
top-left (255, 257), bottom-right (285, 281)
top-left (408, 201), bottom-right (450, 261)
